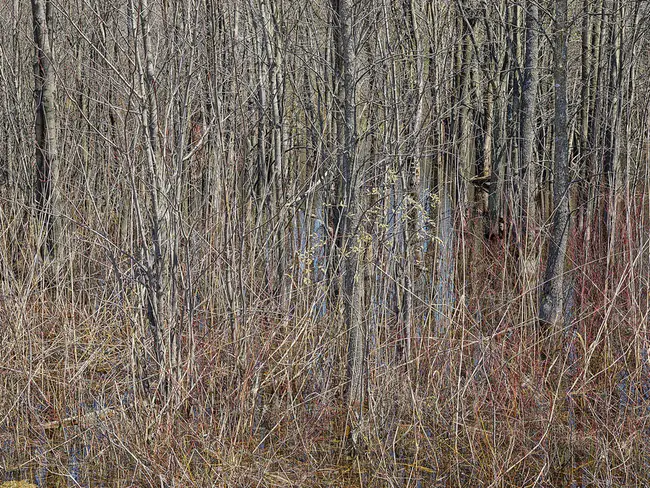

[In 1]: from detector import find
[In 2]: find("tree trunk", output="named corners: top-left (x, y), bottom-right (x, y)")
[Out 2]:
top-left (332, 0), bottom-right (365, 411)
top-left (539, 0), bottom-right (570, 330)
top-left (130, 0), bottom-right (181, 403)
top-left (31, 0), bottom-right (60, 264)
top-left (519, 0), bottom-right (540, 291)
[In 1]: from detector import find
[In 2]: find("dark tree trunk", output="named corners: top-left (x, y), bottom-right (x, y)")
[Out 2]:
top-left (539, 0), bottom-right (571, 330)
top-left (32, 0), bottom-right (60, 262)
top-left (332, 0), bottom-right (365, 411)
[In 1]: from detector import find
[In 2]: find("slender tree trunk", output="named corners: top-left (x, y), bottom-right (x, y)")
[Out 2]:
top-left (32, 0), bottom-right (60, 264)
top-left (332, 0), bottom-right (365, 411)
top-left (485, 10), bottom-right (510, 241)
top-left (402, 0), bottom-right (426, 363)
top-left (539, 0), bottom-right (570, 330)
top-left (577, 0), bottom-right (591, 237)
top-left (130, 0), bottom-right (182, 403)
top-left (520, 0), bottom-right (539, 289)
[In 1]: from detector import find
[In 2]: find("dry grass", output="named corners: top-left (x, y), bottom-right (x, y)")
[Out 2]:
top-left (1, 211), bottom-right (649, 488)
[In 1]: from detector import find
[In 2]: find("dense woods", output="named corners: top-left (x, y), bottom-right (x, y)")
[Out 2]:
top-left (2, 0), bottom-right (650, 485)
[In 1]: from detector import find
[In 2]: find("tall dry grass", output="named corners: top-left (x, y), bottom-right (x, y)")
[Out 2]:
top-left (1, 187), bottom-right (649, 487)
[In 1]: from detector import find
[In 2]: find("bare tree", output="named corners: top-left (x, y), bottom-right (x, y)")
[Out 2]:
top-left (331, 0), bottom-right (365, 413)
top-left (31, 0), bottom-right (60, 263)
top-left (519, 0), bottom-right (540, 293)
top-left (5, 1), bottom-right (650, 484)
top-left (539, 0), bottom-right (570, 329)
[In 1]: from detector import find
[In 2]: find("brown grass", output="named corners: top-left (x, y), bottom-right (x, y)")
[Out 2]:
top-left (1, 211), bottom-right (649, 488)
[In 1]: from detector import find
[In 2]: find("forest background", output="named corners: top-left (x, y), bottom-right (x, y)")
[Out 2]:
top-left (1, 0), bottom-right (650, 486)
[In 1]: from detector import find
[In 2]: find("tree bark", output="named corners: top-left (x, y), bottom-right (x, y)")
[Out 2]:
top-left (130, 0), bottom-right (182, 403)
top-left (519, 0), bottom-right (540, 289)
top-left (332, 0), bottom-right (365, 410)
top-left (32, 0), bottom-right (60, 263)
top-left (539, 0), bottom-right (570, 330)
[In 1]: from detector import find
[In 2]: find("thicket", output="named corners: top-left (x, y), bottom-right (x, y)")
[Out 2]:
top-left (1, 0), bottom-right (650, 486)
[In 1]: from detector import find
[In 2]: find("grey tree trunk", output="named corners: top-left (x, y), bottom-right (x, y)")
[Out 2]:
top-left (130, 0), bottom-right (181, 403)
top-left (519, 0), bottom-right (540, 289)
top-left (577, 0), bottom-right (591, 237)
top-left (31, 0), bottom-right (60, 263)
top-left (332, 0), bottom-right (365, 410)
top-left (539, 0), bottom-right (570, 330)
top-left (401, 0), bottom-right (426, 363)
top-left (435, 187), bottom-right (455, 335)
